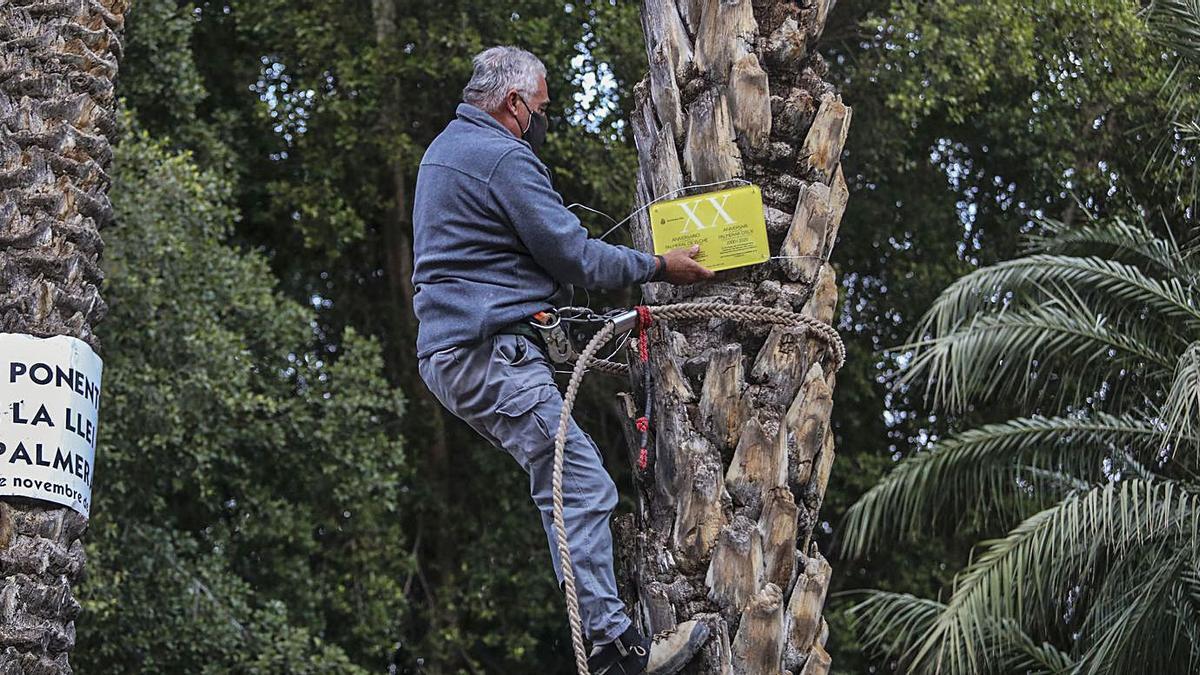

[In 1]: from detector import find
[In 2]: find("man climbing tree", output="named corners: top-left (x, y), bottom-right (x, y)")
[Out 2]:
top-left (618, 1), bottom-right (850, 673)
top-left (0, 0), bottom-right (128, 673)
top-left (412, 46), bottom-right (715, 674)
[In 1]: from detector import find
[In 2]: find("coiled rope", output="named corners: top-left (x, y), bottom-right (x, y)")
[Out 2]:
top-left (550, 301), bottom-right (845, 675)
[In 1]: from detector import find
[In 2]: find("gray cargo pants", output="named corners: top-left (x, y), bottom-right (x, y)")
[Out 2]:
top-left (417, 333), bottom-right (632, 644)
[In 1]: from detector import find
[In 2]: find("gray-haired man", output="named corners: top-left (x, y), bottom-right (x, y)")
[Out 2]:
top-left (412, 46), bottom-right (711, 673)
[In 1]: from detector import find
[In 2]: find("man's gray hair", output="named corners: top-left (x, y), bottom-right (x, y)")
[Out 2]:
top-left (462, 46), bottom-right (546, 112)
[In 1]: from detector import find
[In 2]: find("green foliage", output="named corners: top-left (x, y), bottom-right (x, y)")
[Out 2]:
top-left (840, 412), bottom-right (1175, 558)
top-left (77, 128), bottom-right (409, 672)
top-left (822, 0), bottom-right (1200, 667)
top-left (842, 217), bottom-right (1200, 673)
top-left (82, 524), bottom-right (367, 674)
top-left (120, 1), bottom-right (239, 174)
top-left (1146, 0), bottom-right (1200, 208)
top-left (903, 253), bottom-right (1190, 411)
top-left (102, 0), bottom-right (1200, 671)
top-left (109, 1), bottom-right (649, 672)
top-left (119, 1), bottom-right (206, 136)
top-left (863, 0), bottom-right (1183, 219)
top-left (175, 0), bottom-right (644, 305)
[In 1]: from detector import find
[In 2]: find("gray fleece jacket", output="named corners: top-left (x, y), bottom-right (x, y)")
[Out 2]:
top-left (411, 103), bottom-right (656, 358)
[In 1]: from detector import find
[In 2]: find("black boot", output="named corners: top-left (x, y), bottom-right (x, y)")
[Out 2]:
top-left (587, 620), bottom-right (711, 675)
top-left (587, 625), bottom-right (650, 675)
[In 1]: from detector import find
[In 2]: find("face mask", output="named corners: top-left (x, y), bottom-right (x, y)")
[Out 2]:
top-left (518, 96), bottom-right (548, 154)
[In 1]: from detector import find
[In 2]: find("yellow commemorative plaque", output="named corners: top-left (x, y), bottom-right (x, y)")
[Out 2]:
top-left (648, 184), bottom-right (769, 272)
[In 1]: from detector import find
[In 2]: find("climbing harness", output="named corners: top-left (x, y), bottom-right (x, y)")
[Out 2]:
top-left (527, 307), bottom-right (641, 366)
top-left (549, 301), bottom-right (846, 675)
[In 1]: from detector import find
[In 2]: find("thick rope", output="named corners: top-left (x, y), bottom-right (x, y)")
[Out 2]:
top-left (553, 320), bottom-right (616, 675)
top-left (583, 356), bottom-right (630, 376)
top-left (581, 303), bottom-right (845, 377)
top-left (550, 301), bottom-right (845, 675)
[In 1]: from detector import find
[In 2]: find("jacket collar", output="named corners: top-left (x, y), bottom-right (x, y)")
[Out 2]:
top-left (456, 103), bottom-right (531, 149)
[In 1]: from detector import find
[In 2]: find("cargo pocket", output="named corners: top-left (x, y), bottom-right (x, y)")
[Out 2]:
top-left (493, 382), bottom-right (561, 467)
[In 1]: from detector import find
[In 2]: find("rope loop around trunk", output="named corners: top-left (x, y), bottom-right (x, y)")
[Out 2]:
top-left (552, 301), bottom-right (845, 675)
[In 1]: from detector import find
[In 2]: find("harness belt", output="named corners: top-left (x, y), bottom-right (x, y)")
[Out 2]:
top-left (496, 307), bottom-right (641, 365)
top-left (495, 318), bottom-right (549, 352)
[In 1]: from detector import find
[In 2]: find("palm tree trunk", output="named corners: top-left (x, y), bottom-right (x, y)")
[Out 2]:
top-left (0, 0), bottom-right (127, 672)
top-left (620, 1), bottom-right (849, 672)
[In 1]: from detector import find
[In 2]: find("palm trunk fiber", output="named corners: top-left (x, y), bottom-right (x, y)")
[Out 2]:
top-left (0, 1), bottom-right (127, 672)
top-left (617, 1), bottom-right (849, 673)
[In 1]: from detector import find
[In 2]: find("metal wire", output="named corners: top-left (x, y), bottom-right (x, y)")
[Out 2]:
top-left (566, 179), bottom-right (753, 243)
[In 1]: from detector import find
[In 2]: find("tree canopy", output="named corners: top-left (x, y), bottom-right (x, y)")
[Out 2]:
top-left (66, 0), bottom-right (1200, 672)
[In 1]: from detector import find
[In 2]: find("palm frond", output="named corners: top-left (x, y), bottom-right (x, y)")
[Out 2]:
top-left (1166, 580), bottom-right (1200, 673)
top-left (1149, 0), bottom-right (1200, 65)
top-left (1027, 217), bottom-right (1188, 279)
top-left (1145, 0), bottom-right (1200, 207)
top-left (847, 592), bottom-right (1075, 675)
top-left (912, 255), bottom-right (1200, 347)
top-left (1142, 64), bottom-right (1200, 209)
top-left (845, 591), bottom-right (945, 665)
top-left (840, 414), bottom-right (1177, 559)
top-left (993, 617), bottom-right (1074, 675)
top-left (904, 480), bottom-right (1200, 674)
top-left (902, 288), bottom-right (1177, 413)
top-left (1074, 547), bottom-right (1192, 675)
top-left (1174, 564), bottom-right (1200, 672)
top-left (1161, 340), bottom-right (1200, 453)
top-left (1183, 562), bottom-right (1200, 608)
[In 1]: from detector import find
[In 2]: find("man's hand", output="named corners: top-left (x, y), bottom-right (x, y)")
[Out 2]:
top-left (657, 244), bottom-right (715, 284)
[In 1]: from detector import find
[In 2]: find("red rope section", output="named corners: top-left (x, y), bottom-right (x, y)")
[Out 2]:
top-left (635, 305), bottom-right (653, 471)
top-left (636, 305), bottom-right (652, 360)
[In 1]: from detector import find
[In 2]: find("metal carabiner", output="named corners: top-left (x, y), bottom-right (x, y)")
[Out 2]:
top-left (529, 309), bottom-right (575, 364)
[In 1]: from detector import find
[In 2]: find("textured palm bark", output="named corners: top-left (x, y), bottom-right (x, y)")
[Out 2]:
top-left (617, 1), bottom-right (848, 673)
top-left (0, 1), bottom-right (126, 672)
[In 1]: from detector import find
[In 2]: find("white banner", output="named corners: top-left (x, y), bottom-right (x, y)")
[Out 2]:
top-left (0, 333), bottom-right (103, 517)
